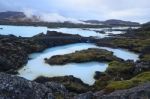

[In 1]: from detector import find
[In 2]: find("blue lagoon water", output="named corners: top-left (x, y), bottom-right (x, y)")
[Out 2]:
top-left (18, 43), bottom-right (139, 85)
top-left (0, 25), bottom-right (139, 84)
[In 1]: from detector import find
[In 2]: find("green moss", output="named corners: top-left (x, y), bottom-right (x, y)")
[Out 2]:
top-left (106, 61), bottom-right (134, 79)
top-left (135, 30), bottom-right (150, 38)
top-left (112, 39), bottom-right (150, 52)
top-left (140, 54), bottom-right (150, 62)
top-left (107, 61), bottom-right (133, 72)
top-left (131, 71), bottom-right (150, 81)
top-left (106, 80), bottom-right (134, 91)
top-left (94, 79), bottom-right (110, 90)
top-left (92, 72), bottom-right (112, 90)
top-left (54, 93), bottom-right (64, 99)
top-left (46, 48), bottom-right (121, 65)
top-left (65, 82), bottom-right (88, 93)
top-left (105, 71), bottom-right (150, 92)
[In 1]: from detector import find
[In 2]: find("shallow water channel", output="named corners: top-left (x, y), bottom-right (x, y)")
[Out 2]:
top-left (18, 43), bottom-right (139, 85)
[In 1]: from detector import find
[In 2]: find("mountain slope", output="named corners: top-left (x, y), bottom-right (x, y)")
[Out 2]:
top-left (0, 11), bottom-right (40, 22)
top-left (84, 19), bottom-right (140, 26)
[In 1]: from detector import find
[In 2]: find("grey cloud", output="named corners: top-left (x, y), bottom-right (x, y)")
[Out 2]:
top-left (0, 0), bottom-right (149, 23)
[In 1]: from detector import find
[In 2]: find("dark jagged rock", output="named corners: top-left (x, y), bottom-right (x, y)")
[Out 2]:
top-left (74, 92), bottom-right (94, 99)
top-left (45, 48), bottom-right (122, 65)
top-left (96, 24), bottom-right (150, 78)
top-left (35, 75), bottom-right (90, 93)
top-left (95, 82), bottom-right (150, 99)
top-left (93, 72), bottom-right (111, 91)
top-left (74, 82), bottom-right (150, 99)
top-left (0, 22), bottom-right (149, 98)
top-left (106, 60), bottom-right (135, 80)
top-left (0, 72), bottom-right (149, 99)
top-left (96, 24), bottom-right (150, 53)
top-left (95, 26), bottom-right (150, 87)
top-left (94, 72), bottom-right (108, 80)
top-left (0, 72), bottom-right (54, 99)
top-left (92, 61), bottom-right (149, 92)
top-left (133, 62), bottom-right (150, 75)
top-left (0, 31), bottom-right (94, 73)
top-left (0, 72), bottom-right (80, 99)
top-left (44, 82), bottom-right (67, 94)
top-left (0, 35), bottom-right (29, 73)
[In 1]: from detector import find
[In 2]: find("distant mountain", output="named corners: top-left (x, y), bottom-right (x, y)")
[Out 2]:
top-left (0, 11), bottom-right (141, 26)
top-left (83, 20), bottom-right (103, 24)
top-left (0, 11), bottom-right (40, 22)
top-left (104, 19), bottom-right (140, 26)
top-left (141, 22), bottom-right (150, 31)
top-left (143, 22), bottom-right (150, 25)
top-left (0, 11), bottom-right (26, 22)
top-left (84, 19), bottom-right (140, 26)
top-left (0, 11), bottom-right (83, 24)
top-left (0, 11), bottom-right (25, 19)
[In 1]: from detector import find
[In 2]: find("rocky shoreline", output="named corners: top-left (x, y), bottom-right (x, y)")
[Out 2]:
top-left (0, 72), bottom-right (149, 99)
top-left (35, 75), bottom-right (90, 93)
top-left (0, 31), bottom-right (94, 74)
top-left (0, 23), bottom-right (150, 98)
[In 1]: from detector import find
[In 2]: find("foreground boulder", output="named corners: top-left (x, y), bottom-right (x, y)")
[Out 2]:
top-left (0, 72), bottom-right (54, 99)
top-left (0, 72), bottom-right (77, 99)
top-left (0, 72), bottom-right (149, 99)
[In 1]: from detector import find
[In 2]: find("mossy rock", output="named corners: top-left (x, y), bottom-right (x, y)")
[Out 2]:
top-left (97, 25), bottom-right (150, 54)
top-left (105, 80), bottom-right (135, 93)
top-left (105, 71), bottom-right (150, 93)
top-left (93, 72), bottom-right (111, 90)
top-left (54, 93), bottom-right (65, 99)
top-left (45, 48), bottom-right (122, 65)
top-left (93, 79), bottom-right (110, 91)
top-left (106, 61), bottom-right (134, 80)
top-left (131, 71), bottom-right (150, 82)
top-left (107, 61), bottom-right (133, 72)
top-left (112, 39), bottom-right (150, 53)
top-left (93, 61), bottom-right (135, 91)
top-left (140, 54), bottom-right (150, 62)
top-left (35, 76), bottom-right (89, 93)
top-left (65, 82), bottom-right (89, 93)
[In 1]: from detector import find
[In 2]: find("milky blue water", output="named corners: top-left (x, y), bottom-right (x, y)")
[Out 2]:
top-left (0, 25), bottom-right (127, 38)
top-left (49, 28), bottom-right (107, 38)
top-left (47, 27), bottom-right (139, 38)
top-left (18, 43), bottom-right (139, 85)
top-left (0, 25), bottom-right (139, 84)
top-left (0, 25), bottom-right (48, 37)
top-left (99, 47), bottom-right (139, 62)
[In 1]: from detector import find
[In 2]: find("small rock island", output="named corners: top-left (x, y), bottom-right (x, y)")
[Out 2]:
top-left (44, 48), bottom-right (122, 65)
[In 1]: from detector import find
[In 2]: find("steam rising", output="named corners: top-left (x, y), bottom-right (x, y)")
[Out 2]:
top-left (23, 9), bottom-right (84, 23)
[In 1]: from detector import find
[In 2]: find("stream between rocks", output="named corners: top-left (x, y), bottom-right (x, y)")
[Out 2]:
top-left (18, 43), bottom-right (139, 85)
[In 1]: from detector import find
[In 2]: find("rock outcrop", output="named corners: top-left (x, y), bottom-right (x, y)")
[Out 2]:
top-left (74, 82), bottom-right (150, 99)
top-left (35, 75), bottom-right (89, 93)
top-left (45, 48), bottom-right (122, 65)
top-left (0, 72), bottom-right (149, 99)
top-left (0, 23), bottom-right (149, 99)
top-left (0, 31), bottom-right (93, 73)
top-left (0, 72), bottom-right (54, 99)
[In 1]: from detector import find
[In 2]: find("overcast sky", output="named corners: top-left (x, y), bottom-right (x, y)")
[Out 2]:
top-left (0, 0), bottom-right (150, 23)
